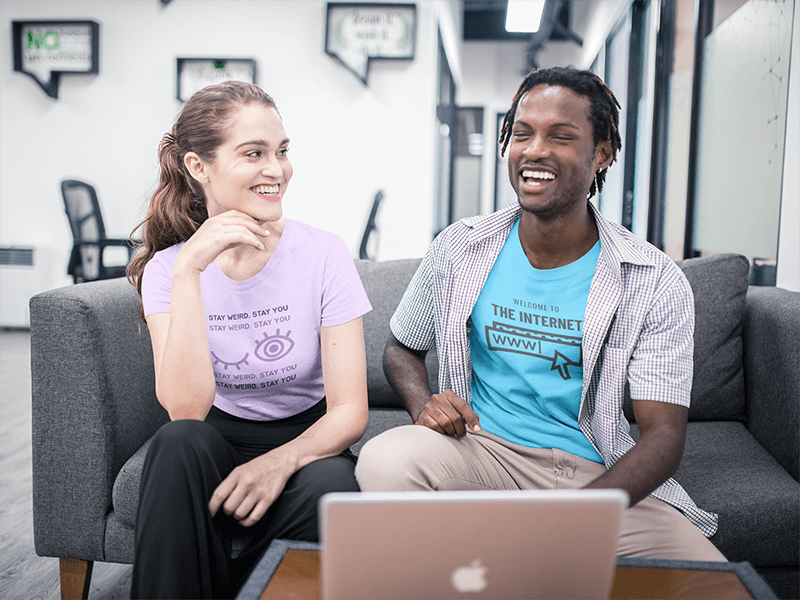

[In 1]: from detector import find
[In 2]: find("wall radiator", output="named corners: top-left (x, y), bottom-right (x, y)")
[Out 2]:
top-left (0, 246), bottom-right (56, 328)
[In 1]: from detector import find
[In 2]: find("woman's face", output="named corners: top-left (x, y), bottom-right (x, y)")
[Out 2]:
top-left (189, 103), bottom-right (293, 223)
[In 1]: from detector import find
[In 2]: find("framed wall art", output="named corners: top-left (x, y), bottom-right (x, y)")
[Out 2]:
top-left (12, 20), bottom-right (100, 98)
top-left (325, 3), bottom-right (416, 85)
top-left (176, 57), bottom-right (257, 102)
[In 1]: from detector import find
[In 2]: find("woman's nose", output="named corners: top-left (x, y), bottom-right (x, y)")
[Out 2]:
top-left (261, 156), bottom-right (282, 177)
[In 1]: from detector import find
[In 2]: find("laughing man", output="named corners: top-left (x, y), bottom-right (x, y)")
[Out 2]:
top-left (355, 66), bottom-right (725, 561)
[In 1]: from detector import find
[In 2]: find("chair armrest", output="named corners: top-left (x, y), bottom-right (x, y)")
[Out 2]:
top-left (743, 285), bottom-right (800, 481)
top-left (30, 278), bottom-right (167, 561)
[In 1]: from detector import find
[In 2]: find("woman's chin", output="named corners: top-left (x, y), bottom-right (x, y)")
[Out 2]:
top-left (250, 205), bottom-right (283, 224)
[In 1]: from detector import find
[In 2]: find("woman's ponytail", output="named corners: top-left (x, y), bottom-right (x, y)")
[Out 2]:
top-left (126, 127), bottom-right (208, 320)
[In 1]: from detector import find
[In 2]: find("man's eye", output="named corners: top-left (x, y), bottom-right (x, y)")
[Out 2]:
top-left (278, 147), bottom-right (290, 156)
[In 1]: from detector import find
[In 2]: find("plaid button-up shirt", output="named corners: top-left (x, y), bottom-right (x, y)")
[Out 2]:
top-left (391, 201), bottom-right (718, 536)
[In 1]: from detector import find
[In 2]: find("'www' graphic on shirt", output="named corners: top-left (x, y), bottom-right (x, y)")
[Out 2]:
top-left (485, 322), bottom-right (582, 380)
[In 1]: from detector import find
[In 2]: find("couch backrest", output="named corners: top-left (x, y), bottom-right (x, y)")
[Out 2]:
top-left (360, 254), bottom-right (751, 421)
top-left (355, 259), bottom-right (439, 409)
top-left (36, 253), bottom-right (746, 422)
top-left (677, 253), bottom-right (750, 421)
top-left (623, 253), bottom-right (750, 422)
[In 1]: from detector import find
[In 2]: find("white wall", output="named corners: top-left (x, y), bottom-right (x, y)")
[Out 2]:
top-left (0, 0), bottom-right (460, 324)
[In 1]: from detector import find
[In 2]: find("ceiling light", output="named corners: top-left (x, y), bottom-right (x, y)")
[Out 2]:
top-left (505, 0), bottom-right (545, 33)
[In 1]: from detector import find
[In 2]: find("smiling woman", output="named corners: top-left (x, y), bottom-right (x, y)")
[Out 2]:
top-left (184, 103), bottom-right (292, 226)
top-left (124, 81), bottom-right (371, 599)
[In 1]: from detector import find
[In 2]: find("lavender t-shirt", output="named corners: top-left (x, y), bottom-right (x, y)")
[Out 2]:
top-left (142, 219), bottom-right (372, 421)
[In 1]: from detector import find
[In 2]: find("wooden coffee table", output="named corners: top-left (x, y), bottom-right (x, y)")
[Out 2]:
top-left (236, 540), bottom-right (778, 600)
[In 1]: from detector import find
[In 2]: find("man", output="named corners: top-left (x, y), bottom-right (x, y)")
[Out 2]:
top-left (355, 67), bottom-right (725, 561)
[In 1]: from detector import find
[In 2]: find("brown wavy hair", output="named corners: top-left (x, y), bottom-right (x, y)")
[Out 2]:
top-left (127, 81), bottom-right (278, 320)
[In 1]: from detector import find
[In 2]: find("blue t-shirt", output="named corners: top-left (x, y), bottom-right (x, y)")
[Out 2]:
top-left (469, 218), bottom-right (603, 463)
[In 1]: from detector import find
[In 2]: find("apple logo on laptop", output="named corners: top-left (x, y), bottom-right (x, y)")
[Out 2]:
top-left (451, 559), bottom-right (488, 593)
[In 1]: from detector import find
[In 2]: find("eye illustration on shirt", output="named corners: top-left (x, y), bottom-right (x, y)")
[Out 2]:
top-left (211, 351), bottom-right (250, 371)
top-left (253, 329), bottom-right (295, 362)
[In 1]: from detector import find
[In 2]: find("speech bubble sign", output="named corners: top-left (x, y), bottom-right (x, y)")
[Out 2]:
top-left (325, 3), bottom-right (416, 85)
top-left (176, 58), bottom-right (257, 102)
top-left (12, 21), bottom-right (99, 99)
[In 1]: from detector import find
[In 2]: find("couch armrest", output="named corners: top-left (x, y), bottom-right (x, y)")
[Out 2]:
top-left (743, 285), bottom-right (800, 481)
top-left (30, 278), bottom-right (167, 561)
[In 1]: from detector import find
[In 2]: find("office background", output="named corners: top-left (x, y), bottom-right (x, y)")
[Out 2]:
top-left (0, 1), bottom-right (798, 598)
top-left (1, 0), bottom-right (797, 329)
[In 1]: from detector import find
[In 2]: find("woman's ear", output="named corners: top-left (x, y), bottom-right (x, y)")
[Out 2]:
top-left (184, 152), bottom-right (209, 184)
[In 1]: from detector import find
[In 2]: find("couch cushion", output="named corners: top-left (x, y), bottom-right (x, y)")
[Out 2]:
top-left (632, 421), bottom-right (800, 568)
top-left (356, 259), bottom-right (438, 408)
top-left (676, 254), bottom-right (749, 421)
top-left (112, 437), bottom-right (152, 529)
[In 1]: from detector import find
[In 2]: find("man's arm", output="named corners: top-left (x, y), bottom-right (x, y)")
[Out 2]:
top-left (584, 399), bottom-right (688, 505)
top-left (384, 333), bottom-right (480, 438)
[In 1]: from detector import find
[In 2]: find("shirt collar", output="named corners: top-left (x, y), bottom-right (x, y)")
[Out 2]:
top-left (589, 201), bottom-right (654, 273)
top-left (462, 200), bottom-right (654, 274)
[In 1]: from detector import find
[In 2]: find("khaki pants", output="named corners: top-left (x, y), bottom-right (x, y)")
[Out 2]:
top-left (355, 425), bottom-right (726, 562)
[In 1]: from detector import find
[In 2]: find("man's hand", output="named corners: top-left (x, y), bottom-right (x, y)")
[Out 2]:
top-left (414, 390), bottom-right (481, 438)
top-left (208, 451), bottom-right (294, 527)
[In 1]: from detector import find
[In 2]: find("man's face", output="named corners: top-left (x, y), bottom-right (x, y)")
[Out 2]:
top-left (507, 84), bottom-right (611, 219)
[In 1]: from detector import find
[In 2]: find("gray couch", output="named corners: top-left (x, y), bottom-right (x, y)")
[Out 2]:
top-left (30, 253), bottom-right (799, 599)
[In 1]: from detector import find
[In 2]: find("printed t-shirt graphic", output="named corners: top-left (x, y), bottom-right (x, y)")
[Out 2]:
top-left (469, 218), bottom-right (602, 463)
top-left (141, 219), bottom-right (372, 421)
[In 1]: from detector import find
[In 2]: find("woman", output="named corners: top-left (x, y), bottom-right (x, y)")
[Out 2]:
top-left (126, 81), bottom-right (370, 599)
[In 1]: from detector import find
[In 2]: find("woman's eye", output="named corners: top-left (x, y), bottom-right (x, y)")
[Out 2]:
top-left (278, 147), bottom-right (289, 156)
top-left (246, 150), bottom-right (262, 158)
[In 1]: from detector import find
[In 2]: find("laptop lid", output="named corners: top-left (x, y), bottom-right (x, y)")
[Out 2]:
top-left (320, 489), bottom-right (628, 600)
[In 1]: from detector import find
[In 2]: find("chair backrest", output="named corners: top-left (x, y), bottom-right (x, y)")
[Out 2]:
top-left (359, 190), bottom-right (384, 260)
top-left (61, 179), bottom-right (107, 243)
top-left (61, 179), bottom-right (108, 281)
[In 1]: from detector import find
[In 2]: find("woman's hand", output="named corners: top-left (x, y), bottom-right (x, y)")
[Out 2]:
top-left (208, 450), bottom-right (296, 527)
top-left (205, 318), bottom-right (369, 527)
top-left (175, 210), bottom-right (269, 275)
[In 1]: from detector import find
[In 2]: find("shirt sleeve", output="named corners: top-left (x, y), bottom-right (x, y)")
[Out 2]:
top-left (320, 235), bottom-right (372, 327)
top-left (141, 251), bottom-right (173, 317)
top-left (389, 241), bottom-right (437, 352)
top-left (626, 264), bottom-right (695, 407)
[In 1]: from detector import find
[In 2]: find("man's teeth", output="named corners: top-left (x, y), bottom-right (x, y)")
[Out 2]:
top-left (522, 170), bottom-right (556, 181)
top-left (252, 185), bottom-right (279, 195)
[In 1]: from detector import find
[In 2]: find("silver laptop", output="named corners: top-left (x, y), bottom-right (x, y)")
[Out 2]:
top-left (320, 489), bottom-right (628, 600)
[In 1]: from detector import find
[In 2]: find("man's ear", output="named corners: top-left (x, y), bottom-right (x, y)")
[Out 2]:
top-left (184, 152), bottom-right (209, 184)
top-left (595, 139), bottom-right (613, 171)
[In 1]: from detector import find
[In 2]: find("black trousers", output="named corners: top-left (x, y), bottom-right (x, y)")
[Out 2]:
top-left (130, 400), bottom-right (358, 599)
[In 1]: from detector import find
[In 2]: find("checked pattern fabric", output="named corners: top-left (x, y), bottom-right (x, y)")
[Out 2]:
top-left (390, 201), bottom-right (718, 537)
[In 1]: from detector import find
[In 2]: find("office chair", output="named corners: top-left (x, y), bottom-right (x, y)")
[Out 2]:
top-left (359, 190), bottom-right (384, 261)
top-left (61, 179), bottom-right (134, 283)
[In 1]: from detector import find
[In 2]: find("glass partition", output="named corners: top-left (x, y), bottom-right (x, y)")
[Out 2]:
top-left (691, 0), bottom-right (795, 283)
